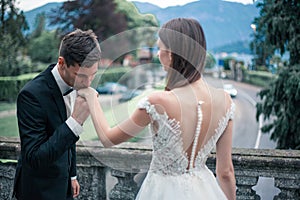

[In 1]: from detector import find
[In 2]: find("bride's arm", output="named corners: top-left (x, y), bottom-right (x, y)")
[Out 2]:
top-left (216, 120), bottom-right (236, 200)
top-left (215, 93), bottom-right (236, 200)
top-left (78, 87), bottom-right (150, 147)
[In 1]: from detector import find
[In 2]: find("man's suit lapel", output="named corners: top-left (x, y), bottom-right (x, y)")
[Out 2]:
top-left (45, 65), bottom-right (67, 120)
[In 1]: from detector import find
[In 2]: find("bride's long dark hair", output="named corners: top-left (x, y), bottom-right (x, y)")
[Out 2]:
top-left (158, 18), bottom-right (207, 91)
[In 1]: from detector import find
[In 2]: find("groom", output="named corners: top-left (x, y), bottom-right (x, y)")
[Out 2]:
top-left (13, 29), bottom-right (101, 200)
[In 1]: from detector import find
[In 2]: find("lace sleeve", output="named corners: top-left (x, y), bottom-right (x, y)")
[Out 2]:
top-left (137, 97), bottom-right (160, 120)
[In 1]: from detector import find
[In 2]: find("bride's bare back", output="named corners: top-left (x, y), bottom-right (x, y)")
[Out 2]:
top-left (138, 78), bottom-right (234, 172)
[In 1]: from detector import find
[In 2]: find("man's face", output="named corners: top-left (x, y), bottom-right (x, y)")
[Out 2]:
top-left (59, 58), bottom-right (99, 90)
top-left (72, 62), bottom-right (98, 90)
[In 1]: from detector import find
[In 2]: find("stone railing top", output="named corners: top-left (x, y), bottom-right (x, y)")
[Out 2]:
top-left (1, 136), bottom-right (299, 173)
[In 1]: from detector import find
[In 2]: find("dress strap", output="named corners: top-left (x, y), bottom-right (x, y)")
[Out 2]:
top-left (229, 102), bottom-right (235, 120)
top-left (189, 101), bottom-right (204, 169)
top-left (137, 97), bottom-right (160, 121)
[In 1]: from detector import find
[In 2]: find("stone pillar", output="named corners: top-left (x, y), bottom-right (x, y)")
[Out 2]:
top-left (236, 175), bottom-right (260, 200)
top-left (109, 169), bottom-right (138, 200)
top-left (77, 165), bottom-right (106, 200)
top-left (0, 162), bottom-right (16, 199)
top-left (274, 177), bottom-right (300, 200)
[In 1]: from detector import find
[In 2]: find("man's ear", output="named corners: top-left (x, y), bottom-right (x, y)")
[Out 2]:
top-left (58, 57), bottom-right (65, 69)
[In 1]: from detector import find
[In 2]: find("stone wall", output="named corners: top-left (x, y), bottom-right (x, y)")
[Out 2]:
top-left (0, 137), bottom-right (299, 200)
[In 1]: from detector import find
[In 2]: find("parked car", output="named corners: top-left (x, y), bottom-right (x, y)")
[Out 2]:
top-left (223, 84), bottom-right (237, 97)
top-left (96, 82), bottom-right (127, 94)
top-left (119, 89), bottom-right (142, 102)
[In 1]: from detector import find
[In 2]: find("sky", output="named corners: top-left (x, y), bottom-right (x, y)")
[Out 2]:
top-left (17, 0), bottom-right (255, 12)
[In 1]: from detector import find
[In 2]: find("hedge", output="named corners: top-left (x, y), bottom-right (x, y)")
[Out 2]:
top-left (0, 66), bottom-right (131, 102)
top-left (0, 73), bottom-right (38, 102)
top-left (243, 70), bottom-right (277, 87)
top-left (94, 66), bottom-right (131, 86)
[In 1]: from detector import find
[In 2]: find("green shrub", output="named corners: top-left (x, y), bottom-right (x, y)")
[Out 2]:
top-left (93, 66), bottom-right (131, 86)
top-left (0, 67), bottom-right (130, 102)
top-left (243, 71), bottom-right (277, 87)
top-left (0, 73), bottom-right (38, 102)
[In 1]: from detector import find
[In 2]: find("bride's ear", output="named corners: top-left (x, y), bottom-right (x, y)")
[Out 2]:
top-left (168, 51), bottom-right (172, 64)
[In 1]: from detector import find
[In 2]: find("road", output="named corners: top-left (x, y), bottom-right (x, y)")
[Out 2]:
top-left (204, 76), bottom-right (276, 149)
top-left (204, 76), bottom-right (279, 200)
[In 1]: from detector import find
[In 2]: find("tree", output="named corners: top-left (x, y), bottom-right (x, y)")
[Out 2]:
top-left (114, 0), bottom-right (158, 60)
top-left (49, 0), bottom-right (157, 40)
top-left (49, 0), bottom-right (158, 64)
top-left (28, 12), bottom-right (60, 64)
top-left (255, 0), bottom-right (300, 149)
top-left (30, 12), bottom-right (46, 39)
top-left (0, 0), bottom-right (28, 76)
top-left (114, 0), bottom-right (158, 29)
top-left (249, 25), bottom-right (274, 67)
top-left (28, 31), bottom-right (60, 64)
top-left (204, 52), bottom-right (216, 69)
top-left (223, 57), bottom-right (235, 71)
top-left (50, 0), bottom-right (127, 40)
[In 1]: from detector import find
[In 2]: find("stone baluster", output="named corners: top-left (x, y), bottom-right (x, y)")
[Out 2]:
top-left (274, 177), bottom-right (300, 200)
top-left (236, 175), bottom-right (260, 200)
top-left (77, 165), bottom-right (106, 200)
top-left (109, 169), bottom-right (138, 200)
top-left (0, 162), bottom-right (16, 200)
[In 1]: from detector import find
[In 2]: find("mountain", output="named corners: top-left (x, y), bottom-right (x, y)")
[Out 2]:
top-left (132, 2), bottom-right (161, 13)
top-left (212, 40), bottom-right (251, 54)
top-left (133, 0), bottom-right (260, 50)
top-left (23, 2), bottom-right (62, 33)
top-left (23, 0), bottom-right (260, 52)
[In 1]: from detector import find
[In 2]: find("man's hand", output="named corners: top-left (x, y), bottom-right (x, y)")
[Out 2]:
top-left (71, 179), bottom-right (80, 198)
top-left (72, 96), bottom-right (90, 125)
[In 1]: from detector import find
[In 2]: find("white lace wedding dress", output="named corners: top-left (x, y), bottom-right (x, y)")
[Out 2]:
top-left (135, 96), bottom-right (235, 200)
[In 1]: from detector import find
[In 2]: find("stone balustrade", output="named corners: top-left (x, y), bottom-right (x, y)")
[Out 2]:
top-left (0, 136), bottom-right (299, 200)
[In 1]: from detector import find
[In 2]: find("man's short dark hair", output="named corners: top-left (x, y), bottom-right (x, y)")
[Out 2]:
top-left (59, 29), bottom-right (101, 68)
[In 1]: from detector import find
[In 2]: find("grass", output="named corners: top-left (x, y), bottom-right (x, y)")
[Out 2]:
top-left (80, 91), bottom-right (151, 142)
top-left (0, 102), bottom-right (18, 137)
top-left (0, 89), bottom-right (154, 141)
top-left (0, 102), bottom-right (16, 112)
top-left (0, 115), bottom-right (18, 137)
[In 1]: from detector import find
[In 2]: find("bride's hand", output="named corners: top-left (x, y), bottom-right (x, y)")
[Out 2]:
top-left (77, 87), bottom-right (98, 100)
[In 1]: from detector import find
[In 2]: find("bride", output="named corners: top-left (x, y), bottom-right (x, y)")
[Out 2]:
top-left (78, 18), bottom-right (236, 200)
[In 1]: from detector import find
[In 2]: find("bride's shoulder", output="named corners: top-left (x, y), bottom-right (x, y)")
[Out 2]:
top-left (147, 91), bottom-right (173, 106)
top-left (139, 91), bottom-right (174, 115)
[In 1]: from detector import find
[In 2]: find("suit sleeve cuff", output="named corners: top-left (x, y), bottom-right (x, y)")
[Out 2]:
top-left (66, 117), bottom-right (83, 136)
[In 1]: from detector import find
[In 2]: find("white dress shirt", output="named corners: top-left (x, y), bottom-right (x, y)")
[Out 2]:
top-left (51, 64), bottom-right (83, 137)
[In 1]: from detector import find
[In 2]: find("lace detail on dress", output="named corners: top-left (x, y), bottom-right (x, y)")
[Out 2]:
top-left (138, 97), bottom-right (235, 176)
top-left (137, 98), bottom-right (160, 121)
top-left (138, 97), bottom-right (188, 175)
top-left (194, 103), bottom-right (235, 169)
top-left (229, 102), bottom-right (235, 120)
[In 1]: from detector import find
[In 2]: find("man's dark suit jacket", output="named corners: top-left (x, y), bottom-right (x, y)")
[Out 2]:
top-left (13, 64), bottom-right (79, 200)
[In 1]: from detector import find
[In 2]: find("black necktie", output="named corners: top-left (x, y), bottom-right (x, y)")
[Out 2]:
top-left (63, 88), bottom-right (73, 96)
